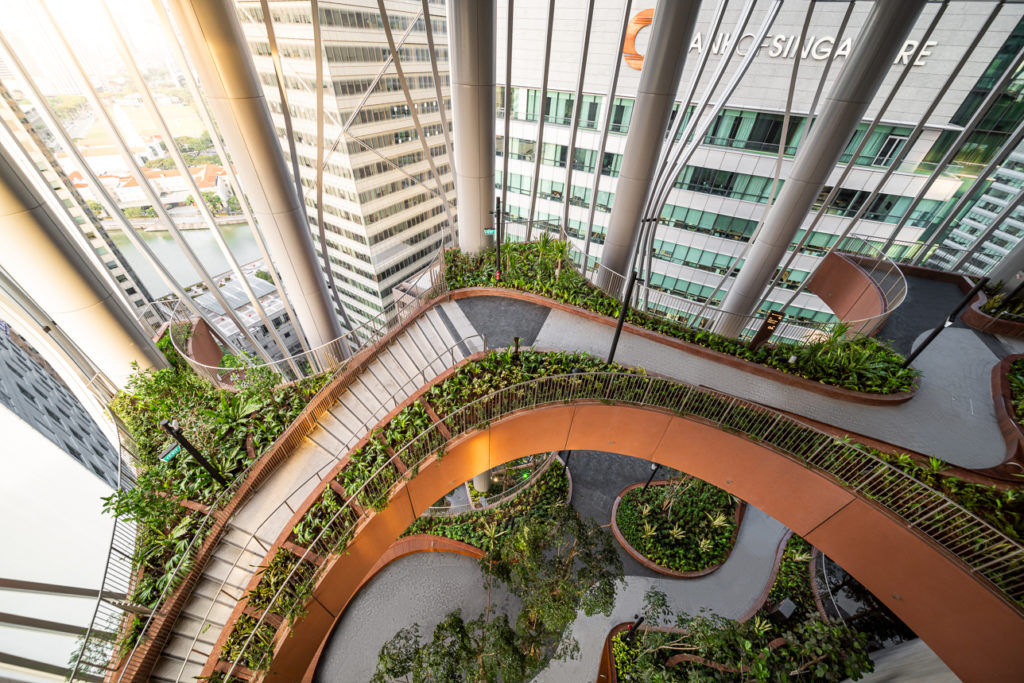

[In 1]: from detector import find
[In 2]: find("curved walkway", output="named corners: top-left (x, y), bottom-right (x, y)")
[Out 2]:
top-left (149, 302), bottom-right (483, 682)
top-left (453, 294), bottom-right (1006, 468)
top-left (314, 452), bottom-right (788, 682)
top-left (153, 292), bottom-right (1015, 680)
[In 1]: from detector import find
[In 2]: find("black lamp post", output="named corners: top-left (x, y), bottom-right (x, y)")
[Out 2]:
top-left (624, 614), bottom-right (645, 646)
top-left (160, 418), bottom-right (228, 487)
top-left (901, 276), bottom-right (988, 369)
top-left (607, 218), bottom-right (658, 364)
top-left (642, 462), bottom-right (660, 492)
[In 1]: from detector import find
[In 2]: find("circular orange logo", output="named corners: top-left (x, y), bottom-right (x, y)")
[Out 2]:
top-left (622, 9), bottom-right (654, 70)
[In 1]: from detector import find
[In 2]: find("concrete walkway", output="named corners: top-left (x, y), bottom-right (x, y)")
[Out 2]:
top-left (457, 296), bottom-right (1006, 469)
top-left (314, 452), bottom-right (789, 681)
top-left (313, 552), bottom-right (522, 683)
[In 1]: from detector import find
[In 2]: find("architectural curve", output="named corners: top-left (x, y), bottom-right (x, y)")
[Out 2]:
top-left (251, 403), bottom-right (1023, 682)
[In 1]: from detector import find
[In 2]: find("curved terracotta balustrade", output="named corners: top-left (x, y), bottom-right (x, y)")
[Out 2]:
top-left (247, 403), bottom-right (1023, 682)
top-left (807, 252), bottom-right (888, 335)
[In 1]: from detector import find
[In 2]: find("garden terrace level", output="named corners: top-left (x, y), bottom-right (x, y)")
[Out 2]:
top-left (98, 280), bottom-right (1018, 682)
top-left (204, 367), bottom-right (1024, 682)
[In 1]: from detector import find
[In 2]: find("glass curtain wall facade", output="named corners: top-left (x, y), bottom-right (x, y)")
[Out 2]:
top-left (495, 0), bottom-right (1024, 323)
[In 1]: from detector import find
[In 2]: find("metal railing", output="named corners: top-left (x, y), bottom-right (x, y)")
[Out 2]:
top-left (501, 220), bottom-right (907, 345)
top-left (166, 254), bottom-right (448, 389)
top-left (70, 253), bottom-right (461, 681)
top-left (68, 362), bottom-right (356, 682)
top-left (69, 416), bottom-right (139, 682)
top-left (167, 329), bottom-right (486, 682)
top-left (220, 370), bottom-right (1024, 677)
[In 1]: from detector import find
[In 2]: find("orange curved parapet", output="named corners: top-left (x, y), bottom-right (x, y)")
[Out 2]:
top-left (622, 9), bottom-right (654, 70)
top-left (807, 252), bottom-right (887, 336)
top-left (256, 403), bottom-right (1024, 683)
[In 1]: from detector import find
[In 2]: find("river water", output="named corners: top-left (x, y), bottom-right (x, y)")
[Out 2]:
top-left (109, 223), bottom-right (262, 298)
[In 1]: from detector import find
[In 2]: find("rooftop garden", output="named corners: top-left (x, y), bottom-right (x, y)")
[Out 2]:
top-left (444, 237), bottom-right (919, 394)
top-left (611, 536), bottom-right (872, 682)
top-left (213, 349), bottom-right (1023, 674)
top-left (100, 336), bottom-right (329, 656)
top-left (614, 476), bottom-right (741, 574)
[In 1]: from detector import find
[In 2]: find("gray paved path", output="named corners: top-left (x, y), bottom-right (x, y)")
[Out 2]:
top-left (314, 552), bottom-right (521, 682)
top-left (314, 452), bottom-right (788, 682)
top-left (451, 297), bottom-right (1003, 469)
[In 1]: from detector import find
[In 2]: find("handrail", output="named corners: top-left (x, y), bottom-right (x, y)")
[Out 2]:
top-left (220, 369), bottom-right (1024, 677)
top-left (77, 262), bottom-right (455, 682)
top-left (166, 253), bottom-right (447, 389)
top-left (105, 363), bottom-right (352, 681)
top-left (68, 413), bottom-right (139, 681)
top-left (502, 219), bottom-right (907, 343)
top-left (168, 330), bottom-right (486, 682)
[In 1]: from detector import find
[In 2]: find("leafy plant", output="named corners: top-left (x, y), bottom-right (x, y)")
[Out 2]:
top-left (444, 241), bottom-right (919, 394)
top-left (616, 477), bottom-right (739, 573)
top-left (613, 586), bottom-right (873, 682)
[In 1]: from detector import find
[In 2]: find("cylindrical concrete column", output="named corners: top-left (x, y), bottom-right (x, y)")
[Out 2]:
top-left (717, 0), bottom-right (927, 337)
top-left (166, 0), bottom-right (343, 346)
top-left (448, 0), bottom-right (496, 254)
top-left (472, 470), bottom-right (492, 495)
top-left (987, 238), bottom-right (1024, 284)
top-left (598, 0), bottom-right (700, 291)
top-left (0, 143), bottom-right (164, 387)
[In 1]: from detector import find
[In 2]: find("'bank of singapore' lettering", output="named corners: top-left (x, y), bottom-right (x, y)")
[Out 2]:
top-left (623, 10), bottom-right (937, 70)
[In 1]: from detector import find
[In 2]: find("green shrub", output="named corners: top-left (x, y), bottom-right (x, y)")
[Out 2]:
top-left (444, 239), bottom-right (919, 394)
top-left (615, 477), bottom-right (738, 573)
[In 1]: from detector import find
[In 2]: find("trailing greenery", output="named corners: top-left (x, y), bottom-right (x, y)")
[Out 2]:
top-left (1008, 359), bottom-right (1024, 424)
top-left (767, 536), bottom-right (817, 621)
top-left (102, 339), bottom-right (329, 655)
top-left (615, 477), bottom-right (739, 573)
top-left (403, 459), bottom-right (569, 551)
top-left (425, 346), bottom-right (641, 417)
top-left (374, 485), bottom-right (623, 681)
top-left (219, 614), bottom-right (277, 672)
top-left (612, 588), bottom-right (873, 682)
top-left (856, 441), bottom-right (1024, 542)
top-left (342, 349), bottom-right (637, 510)
top-left (444, 237), bottom-right (919, 394)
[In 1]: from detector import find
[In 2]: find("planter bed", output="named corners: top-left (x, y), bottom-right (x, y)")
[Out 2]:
top-left (445, 239), bottom-right (919, 398)
top-left (607, 535), bottom-right (869, 682)
top-left (992, 355), bottom-right (1024, 476)
top-left (205, 351), bottom-right (1024, 678)
top-left (611, 478), bottom-right (743, 577)
top-left (403, 455), bottom-right (571, 551)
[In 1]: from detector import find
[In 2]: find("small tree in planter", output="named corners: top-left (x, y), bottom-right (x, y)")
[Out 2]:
top-left (613, 588), bottom-right (873, 682)
top-left (373, 502), bottom-right (623, 680)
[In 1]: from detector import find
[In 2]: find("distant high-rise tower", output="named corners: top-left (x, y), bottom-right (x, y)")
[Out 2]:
top-left (0, 79), bottom-right (160, 333)
top-left (236, 1), bottom-right (455, 326)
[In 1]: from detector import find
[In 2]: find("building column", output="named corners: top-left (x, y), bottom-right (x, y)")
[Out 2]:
top-left (598, 0), bottom-right (700, 291)
top-left (716, 0), bottom-right (927, 337)
top-left (448, 0), bottom-right (496, 254)
top-left (166, 0), bottom-right (343, 346)
top-left (0, 143), bottom-right (164, 388)
top-left (987, 237), bottom-right (1024, 285)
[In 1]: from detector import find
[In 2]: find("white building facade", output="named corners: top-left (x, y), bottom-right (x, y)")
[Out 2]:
top-left (493, 0), bottom-right (1024, 322)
